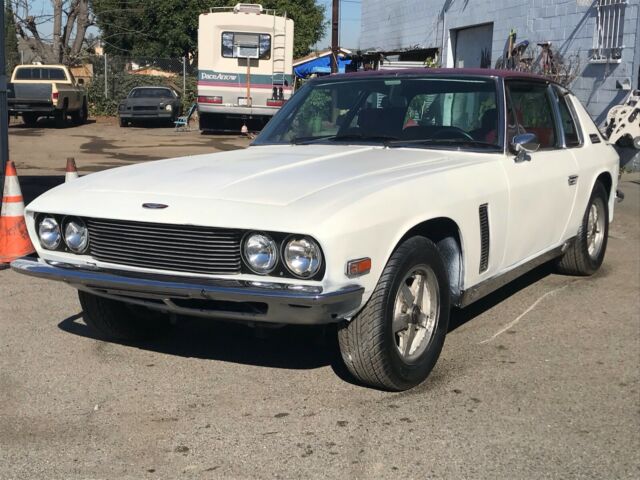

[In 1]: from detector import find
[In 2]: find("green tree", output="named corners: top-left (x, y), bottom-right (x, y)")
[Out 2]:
top-left (4, 1), bottom-right (19, 73)
top-left (93, 0), bottom-right (325, 59)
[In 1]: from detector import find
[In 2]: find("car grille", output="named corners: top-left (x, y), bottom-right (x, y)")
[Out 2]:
top-left (86, 218), bottom-right (242, 275)
top-left (132, 106), bottom-right (159, 111)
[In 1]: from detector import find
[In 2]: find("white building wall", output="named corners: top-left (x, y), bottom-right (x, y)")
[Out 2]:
top-left (361, 0), bottom-right (640, 124)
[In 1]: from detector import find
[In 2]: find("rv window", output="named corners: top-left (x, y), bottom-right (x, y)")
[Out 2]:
top-left (221, 32), bottom-right (271, 60)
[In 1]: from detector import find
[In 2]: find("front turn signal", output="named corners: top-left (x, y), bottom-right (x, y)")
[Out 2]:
top-left (346, 258), bottom-right (371, 278)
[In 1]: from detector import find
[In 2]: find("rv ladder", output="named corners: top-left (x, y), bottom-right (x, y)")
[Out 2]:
top-left (271, 11), bottom-right (288, 99)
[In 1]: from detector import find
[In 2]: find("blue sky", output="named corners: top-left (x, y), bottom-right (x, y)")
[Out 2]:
top-left (316, 0), bottom-right (362, 50)
top-left (22, 0), bottom-right (362, 50)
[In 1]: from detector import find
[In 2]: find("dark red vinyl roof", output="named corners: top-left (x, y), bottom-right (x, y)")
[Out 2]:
top-left (330, 68), bottom-right (551, 83)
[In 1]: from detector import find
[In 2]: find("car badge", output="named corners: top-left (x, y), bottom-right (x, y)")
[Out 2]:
top-left (142, 203), bottom-right (169, 209)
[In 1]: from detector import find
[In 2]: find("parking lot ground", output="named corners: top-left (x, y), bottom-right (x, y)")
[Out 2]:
top-left (0, 122), bottom-right (638, 478)
top-left (7, 116), bottom-right (251, 177)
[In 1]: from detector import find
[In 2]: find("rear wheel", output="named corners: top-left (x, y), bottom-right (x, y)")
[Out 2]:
top-left (22, 113), bottom-right (38, 127)
top-left (78, 291), bottom-right (170, 341)
top-left (71, 101), bottom-right (88, 125)
top-left (338, 236), bottom-right (450, 391)
top-left (556, 182), bottom-right (609, 276)
top-left (54, 106), bottom-right (67, 128)
top-left (119, 117), bottom-right (128, 127)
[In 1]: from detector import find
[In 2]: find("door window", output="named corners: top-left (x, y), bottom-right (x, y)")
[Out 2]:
top-left (506, 82), bottom-right (558, 149)
top-left (555, 92), bottom-right (581, 147)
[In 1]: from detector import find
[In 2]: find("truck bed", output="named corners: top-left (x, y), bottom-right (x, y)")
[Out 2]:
top-left (8, 83), bottom-right (54, 113)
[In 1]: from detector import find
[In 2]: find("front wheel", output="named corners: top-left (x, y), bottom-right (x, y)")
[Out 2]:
top-left (556, 182), bottom-right (609, 276)
top-left (338, 236), bottom-right (450, 391)
top-left (78, 291), bottom-right (170, 341)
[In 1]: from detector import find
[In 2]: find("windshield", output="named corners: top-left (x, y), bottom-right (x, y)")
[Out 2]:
top-left (254, 76), bottom-right (501, 151)
top-left (129, 88), bottom-right (174, 98)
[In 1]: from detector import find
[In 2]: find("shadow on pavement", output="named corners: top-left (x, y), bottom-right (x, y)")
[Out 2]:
top-left (59, 313), bottom-right (339, 370)
top-left (56, 262), bottom-right (557, 379)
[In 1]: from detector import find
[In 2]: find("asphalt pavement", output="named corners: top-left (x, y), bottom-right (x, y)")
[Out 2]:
top-left (0, 172), bottom-right (638, 479)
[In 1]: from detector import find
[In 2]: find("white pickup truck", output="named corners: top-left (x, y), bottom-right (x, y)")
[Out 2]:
top-left (8, 64), bottom-right (88, 128)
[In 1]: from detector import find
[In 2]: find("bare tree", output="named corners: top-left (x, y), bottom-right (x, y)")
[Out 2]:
top-left (12, 0), bottom-right (94, 64)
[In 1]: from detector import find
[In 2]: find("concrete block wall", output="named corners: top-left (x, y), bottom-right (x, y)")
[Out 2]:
top-left (361, 0), bottom-right (640, 125)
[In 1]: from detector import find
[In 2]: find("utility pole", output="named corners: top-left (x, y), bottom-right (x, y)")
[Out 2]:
top-left (1, 2), bottom-right (9, 194)
top-left (330, 0), bottom-right (339, 74)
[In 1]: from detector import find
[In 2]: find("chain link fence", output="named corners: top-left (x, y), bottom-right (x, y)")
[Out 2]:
top-left (72, 55), bottom-right (197, 117)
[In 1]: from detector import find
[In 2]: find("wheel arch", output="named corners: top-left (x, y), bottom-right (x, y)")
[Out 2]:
top-left (593, 170), bottom-right (615, 218)
top-left (595, 171), bottom-right (612, 199)
top-left (395, 217), bottom-right (464, 303)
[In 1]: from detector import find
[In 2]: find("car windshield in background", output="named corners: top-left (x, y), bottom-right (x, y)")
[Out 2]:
top-left (129, 88), bottom-right (174, 98)
top-left (255, 76), bottom-right (502, 151)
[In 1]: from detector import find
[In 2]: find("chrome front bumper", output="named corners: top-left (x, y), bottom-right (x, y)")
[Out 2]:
top-left (11, 258), bottom-right (364, 325)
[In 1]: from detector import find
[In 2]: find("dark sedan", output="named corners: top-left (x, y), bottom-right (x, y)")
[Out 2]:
top-left (118, 87), bottom-right (181, 126)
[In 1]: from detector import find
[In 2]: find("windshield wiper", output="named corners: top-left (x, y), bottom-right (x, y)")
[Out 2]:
top-left (327, 133), bottom-right (400, 144)
top-left (389, 138), bottom-right (501, 150)
top-left (290, 133), bottom-right (400, 146)
top-left (290, 135), bottom-right (335, 145)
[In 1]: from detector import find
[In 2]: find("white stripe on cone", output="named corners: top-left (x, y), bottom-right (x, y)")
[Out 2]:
top-left (65, 170), bottom-right (79, 182)
top-left (1, 176), bottom-right (26, 218)
top-left (2, 172), bottom-right (23, 197)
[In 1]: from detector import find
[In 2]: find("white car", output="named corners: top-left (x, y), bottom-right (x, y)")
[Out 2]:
top-left (13, 69), bottom-right (620, 391)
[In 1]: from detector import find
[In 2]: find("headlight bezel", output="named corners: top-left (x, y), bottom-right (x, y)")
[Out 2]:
top-left (240, 230), bottom-right (325, 280)
top-left (62, 217), bottom-right (89, 254)
top-left (36, 214), bottom-right (91, 254)
top-left (282, 235), bottom-right (323, 279)
top-left (37, 216), bottom-right (62, 250)
top-left (241, 232), bottom-right (279, 275)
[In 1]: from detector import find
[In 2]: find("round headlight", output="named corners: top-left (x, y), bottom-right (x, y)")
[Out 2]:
top-left (63, 218), bottom-right (89, 253)
top-left (38, 217), bottom-right (61, 250)
top-left (284, 237), bottom-right (322, 278)
top-left (165, 104), bottom-right (173, 111)
top-left (243, 233), bottom-right (278, 274)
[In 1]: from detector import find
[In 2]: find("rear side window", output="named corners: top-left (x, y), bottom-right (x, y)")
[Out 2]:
top-left (506, 82), bottom-right (557, 149)
top-left (556, 93), bottom-right (581, 147)
top-left (14, 68), bottom-right (68, 81)
top-left (48, 68), bottom-right (66, 80)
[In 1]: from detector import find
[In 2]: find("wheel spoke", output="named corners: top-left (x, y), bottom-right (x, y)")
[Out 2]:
top-left (393, 313), bottom-right (411, 334)
top-left (415, 274), bottom-right (425, 308)
top-left (400, 284), bottom-right (415, 306)
top-left (403, 323), bottom-right (417, 357)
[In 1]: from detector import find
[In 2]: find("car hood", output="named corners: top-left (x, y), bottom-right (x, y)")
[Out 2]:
top-left (27, 144), bottom-right (490, 229)
top-left (55, 145), bottom-right (467, 204)
top-left (122, 97), bottom-right (175, 106)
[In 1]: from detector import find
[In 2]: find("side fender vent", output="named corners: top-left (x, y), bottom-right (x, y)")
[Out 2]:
top-left (479, 203), bottom-right (490, 273)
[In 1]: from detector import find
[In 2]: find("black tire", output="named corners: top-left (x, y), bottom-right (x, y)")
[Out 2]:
top-left (78, 291), bottom-right (170, 341)
top-left (71, 101), bottom-right (88, 125)
top-left (22, 113), bottom-right (38, 127)
top-left (556, 182), bottom-right (609, 276)
top-left (337, 236), bottom-right (450, 391)
top-left (119, 117), bottom-right (128, 127)
top-left (54, 107), bottom-right (67, 128)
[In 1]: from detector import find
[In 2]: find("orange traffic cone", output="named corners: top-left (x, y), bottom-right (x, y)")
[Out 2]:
top-left (0, 161), bottom-right (35, 266)
top-left (65, 157), bottom-right (79, 182)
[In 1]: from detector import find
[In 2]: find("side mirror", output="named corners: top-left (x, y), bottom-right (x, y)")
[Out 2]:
top-left (510, 133), bottom-right (540, 162)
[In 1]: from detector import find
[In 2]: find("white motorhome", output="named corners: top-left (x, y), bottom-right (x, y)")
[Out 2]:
top-left (197, 3), bottom-right (294, 132)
